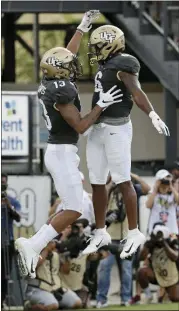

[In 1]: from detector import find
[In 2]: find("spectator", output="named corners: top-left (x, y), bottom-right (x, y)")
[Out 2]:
top-left (26, 241), bottom-right (82, 310)
top-left (136, 223), bottom-right (179, 303)
top-left (1, 173), bottom-right (21, 309)
top-left (146, 169), bottom-right (179, 235)
top-left (166, 162), bottom-right (179, 232)
top-left (173, 178), bottom-right (179, 193)
top-left (59, 220), bottom-right (106, 308)
top-left (167, 161), bottom-right (179, 180)
top-left (173, 178), bottom-right (179, 232)
top-left (96, 173), bottom-right (150, 308)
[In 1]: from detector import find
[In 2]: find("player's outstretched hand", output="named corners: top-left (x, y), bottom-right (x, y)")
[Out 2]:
top-left (77, 10), bottom-right (100, 33)
top-left (149, 111), bottom-right (170, 136)
top-left (97, 85), bottom-right (123, 109)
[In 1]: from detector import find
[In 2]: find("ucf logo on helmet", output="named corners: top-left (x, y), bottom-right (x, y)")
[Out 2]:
top-left (46, 57), bottom-right (62, 67)
top-left (100, 32), bottom-right (116, 44)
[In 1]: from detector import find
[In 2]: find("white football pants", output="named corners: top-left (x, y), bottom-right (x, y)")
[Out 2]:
top-left (87, 121), bottom-right (133, 185)
top-left (45, 144), bottom-right (83, 213)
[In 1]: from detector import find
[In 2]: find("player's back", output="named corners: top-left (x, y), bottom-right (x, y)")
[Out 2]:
top-left (92, 53), bottom-right (140, 122)
top-left (38, 77), bottom-right (81, 145)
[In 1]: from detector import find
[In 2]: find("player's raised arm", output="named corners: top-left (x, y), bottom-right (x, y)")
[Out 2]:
top-left (66, 10), bottom-right (100, 55)
top-left (118, 71), bottom-right (170, 136)
top-left (55, 86), bottom-right (123, 134)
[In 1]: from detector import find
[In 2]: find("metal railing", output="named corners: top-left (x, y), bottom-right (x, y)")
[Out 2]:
top-left (132, 1), bottom-right (179, 58)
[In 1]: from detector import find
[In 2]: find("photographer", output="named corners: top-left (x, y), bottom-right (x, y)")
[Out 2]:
top-left (95, 173), bottom-right (150, 308)
top-left (26, 240), bottom-right (82, 310)
top-left (59, 220), bottom-right (108, 308)
top-left (136, 223), bottom-right (179, 303)
top-left (1, 173), bottom-right (21, 308)
top-left (146, 169), bottom-right (179, 234)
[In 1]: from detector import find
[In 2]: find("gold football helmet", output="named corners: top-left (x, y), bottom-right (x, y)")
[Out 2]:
top-left (40, 47), bottom-right (82, 79)
top-left (88, 25), bottom-right (125, 64)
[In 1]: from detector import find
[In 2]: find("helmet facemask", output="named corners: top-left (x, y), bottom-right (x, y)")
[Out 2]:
top-left (88, 41), bottom-right (123, 65)
top-left (70, 55), bottom-right (83, 80)
top-left (88, 42), bottom-right (106, 65)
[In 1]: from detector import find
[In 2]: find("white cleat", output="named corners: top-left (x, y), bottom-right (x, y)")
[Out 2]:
top-left (120, 229), bottom-right (146, 259)
top-left (82, 229), bottom-right (111, 256)
top-left (15, 237), bottom-right (40, 278)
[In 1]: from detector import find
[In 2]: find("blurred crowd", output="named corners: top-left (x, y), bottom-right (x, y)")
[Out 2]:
top-left (1, 162), bottom-right (179, 309)
top-left (24, 162), bottom-right (179, 310)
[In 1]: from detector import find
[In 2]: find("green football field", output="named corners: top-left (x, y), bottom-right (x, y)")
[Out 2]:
top-left (79, 303), bottom-right (179, 310)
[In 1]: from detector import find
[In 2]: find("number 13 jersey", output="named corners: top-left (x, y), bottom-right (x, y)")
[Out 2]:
top-left (38, 78), bottom-right (81, 145)
top-left (92, 53), bottom-right (140, 123)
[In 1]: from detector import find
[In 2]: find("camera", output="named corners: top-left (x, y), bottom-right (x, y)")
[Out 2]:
top-left (161, 179), bottom-right (170, 185)
top-left (152, 223), bottom-right (170, 243)
top-left (155, 230), bottom-right (164, 240)
top-left (55, 223), bottom-right (87, 259)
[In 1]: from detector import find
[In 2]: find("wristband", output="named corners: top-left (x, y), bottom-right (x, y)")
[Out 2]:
top-left (76, 28), bottom-right (84, 35)
top-left (149, 110), bottom-right (158, 119)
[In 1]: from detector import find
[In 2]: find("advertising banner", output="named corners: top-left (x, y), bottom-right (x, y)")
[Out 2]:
top-left (7, 175), bottom-right (51, 239)
top-left (2, 95), bottom-right (29, 156)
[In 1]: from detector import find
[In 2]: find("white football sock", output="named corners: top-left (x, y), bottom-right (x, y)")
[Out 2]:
top-left (128, 227), bottom-right (139, 236)
top-left (96, 227), bottom-right (106, 234)
top-left (29, 224), bottom-right (58, 254)
top-left (29, 224), bottom-right (49, 242)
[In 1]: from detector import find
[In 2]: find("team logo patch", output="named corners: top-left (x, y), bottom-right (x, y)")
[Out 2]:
top-left (46, 57), bottom-right (62, 67)
top-left (100, 31), bottom-right (116, 44)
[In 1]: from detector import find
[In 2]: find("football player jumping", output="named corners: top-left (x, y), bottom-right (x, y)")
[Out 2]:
top-left (66, 18), bottom-right (170, 258)
top-left (15, 11), bottom-right (123, 278)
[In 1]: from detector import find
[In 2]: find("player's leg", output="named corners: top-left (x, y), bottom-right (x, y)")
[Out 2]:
top-left (137, 266), bottom-right (156, 302)
top-left (105, 121), bottom-right (145, 259)
top-left (166, 283), bottom-right (179, 302)
top-left (87, 126), bottom-right (109, 228)
top-left (82, 126), bottom-right (111, 255)
top-left (59, 288), bottom-right (83, 309)
top-left (15, 144), bottom-right (83, 278)
top-left (26, 287), bottom-right (59, 311)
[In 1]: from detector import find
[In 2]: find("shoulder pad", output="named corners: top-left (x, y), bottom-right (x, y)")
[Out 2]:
top-left (50, 79), bottom-right (77, 105)
top-left (106, 53), bottom-right (140, 75)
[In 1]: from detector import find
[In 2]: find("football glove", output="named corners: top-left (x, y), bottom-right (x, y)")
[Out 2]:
top-left (97, 85), bottom-right (123, 109)
top-left (149, 111), bottom-right (170, 136)
top-left (77, 10), bottom-right (100, 33)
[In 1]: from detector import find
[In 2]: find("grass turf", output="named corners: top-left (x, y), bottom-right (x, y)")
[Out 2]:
top-left (78, 303), bottom-right (179, 310)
